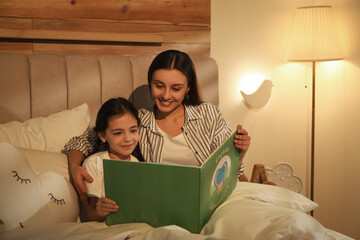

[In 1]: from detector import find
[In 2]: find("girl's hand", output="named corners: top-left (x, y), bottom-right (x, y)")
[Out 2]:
top-left (234, 125), bottom-right (251, 152)
top-left (96, 197), bottom-right (119, 218)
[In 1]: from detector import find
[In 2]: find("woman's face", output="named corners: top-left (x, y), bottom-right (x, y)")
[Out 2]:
top-left (98, 112), bottom-right (139, 161)
top-left (150, 69), bottom-right (189, 115)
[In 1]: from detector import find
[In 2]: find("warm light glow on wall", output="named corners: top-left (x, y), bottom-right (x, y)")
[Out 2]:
top-left (318, 60), bottom-right (343, 73)
top-left (239, 72), bottom-right (273, 109)
top-left (238, 72), bottom-right (267, 94)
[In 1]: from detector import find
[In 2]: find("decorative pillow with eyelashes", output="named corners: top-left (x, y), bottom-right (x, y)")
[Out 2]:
top-left (0, 142), bottom-right (79, 233)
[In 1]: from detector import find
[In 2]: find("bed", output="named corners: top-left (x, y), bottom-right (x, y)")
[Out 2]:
top-left (0, 53), bottom-right (354, 240)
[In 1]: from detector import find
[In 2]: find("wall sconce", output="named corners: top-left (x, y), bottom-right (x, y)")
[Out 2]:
top-left (240, 79), bottom-right (273, 109)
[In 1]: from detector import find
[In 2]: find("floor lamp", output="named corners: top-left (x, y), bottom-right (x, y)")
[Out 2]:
top-left (286, 6), bottom-right (342, 204)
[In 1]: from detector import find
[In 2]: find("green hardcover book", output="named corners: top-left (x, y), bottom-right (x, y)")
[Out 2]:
top-left (103, 130), bottom-right (239, 233)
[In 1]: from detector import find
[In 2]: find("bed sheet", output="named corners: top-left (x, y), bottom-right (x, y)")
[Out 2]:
top-left (0, 222), bottom-right (352, 240)
top-left (0, 183), bottom-right (354, 240)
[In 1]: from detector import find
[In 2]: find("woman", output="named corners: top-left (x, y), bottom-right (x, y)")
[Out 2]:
top-left (65, 50), bottom-right (251, 205)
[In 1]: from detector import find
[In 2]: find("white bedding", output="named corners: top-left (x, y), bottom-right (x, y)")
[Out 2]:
top-left (0, 182), bottom-right (354, 240)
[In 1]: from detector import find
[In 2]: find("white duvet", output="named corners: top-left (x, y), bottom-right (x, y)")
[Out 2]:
top-left (0, 182), bottom-right (354, 240)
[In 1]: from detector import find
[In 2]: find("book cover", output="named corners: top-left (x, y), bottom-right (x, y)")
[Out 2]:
top-left (103, 130), bottom-right (239, 233)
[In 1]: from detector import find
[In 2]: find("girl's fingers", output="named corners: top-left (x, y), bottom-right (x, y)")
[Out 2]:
top-left (100, 197), bottom-right (116, 205)
top-left (97, 197), bottom-right (119, 211)
top-left (99, 204), bottom-right (118, 212)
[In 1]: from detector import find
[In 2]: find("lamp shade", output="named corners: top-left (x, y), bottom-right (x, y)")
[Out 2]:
top-left (286, 6), bottom-right (343, 62)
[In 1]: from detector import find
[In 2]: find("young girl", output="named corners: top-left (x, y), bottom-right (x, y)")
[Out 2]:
top-left (82, 97), bottom-right (144, 222)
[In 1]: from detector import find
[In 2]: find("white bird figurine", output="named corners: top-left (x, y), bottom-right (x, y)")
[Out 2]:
top-left (240, 79), bottom-right (273, 109)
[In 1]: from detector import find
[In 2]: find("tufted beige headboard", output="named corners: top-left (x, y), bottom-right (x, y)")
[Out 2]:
top-left (0, 53), bottom-right (219, 125)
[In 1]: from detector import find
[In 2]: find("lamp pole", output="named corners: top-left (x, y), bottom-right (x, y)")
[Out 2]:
top-left (310, 61), bottom-right (316, 214)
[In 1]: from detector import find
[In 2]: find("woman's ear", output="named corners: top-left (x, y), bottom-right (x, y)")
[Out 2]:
top-left (97, 132), bottom-right (106, 143)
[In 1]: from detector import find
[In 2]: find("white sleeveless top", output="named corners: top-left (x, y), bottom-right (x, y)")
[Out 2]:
top-left (157, 126), bottom-right (200, 166)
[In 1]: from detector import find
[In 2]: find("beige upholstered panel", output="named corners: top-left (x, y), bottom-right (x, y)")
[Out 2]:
top-left (192, 56), bottom-right (219, 106)
top-left (129, 55), bottom-right (155, 110)
top-left (29, 54), bottom-right (67, 118)
top-left (0, 53), bottom-right (219, 126)
top-left (65, 55), bottom-right (102, 125)
top-left (0, 54), bottom-right (30, 122)
top-left (98, 55), bottom-right (133, 104)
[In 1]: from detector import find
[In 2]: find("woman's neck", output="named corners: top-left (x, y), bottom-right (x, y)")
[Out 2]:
top-left (155, 103), bottom-right (185, 121)
top-left (155, 104), bottom-right (186, 137)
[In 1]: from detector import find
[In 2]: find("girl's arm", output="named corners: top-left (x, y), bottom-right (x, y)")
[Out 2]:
top-left (86, 197), bottom-right (119, 222)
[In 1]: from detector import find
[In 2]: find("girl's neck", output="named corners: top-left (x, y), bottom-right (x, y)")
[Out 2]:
top-left (108, 150), bottom-right (131, 161)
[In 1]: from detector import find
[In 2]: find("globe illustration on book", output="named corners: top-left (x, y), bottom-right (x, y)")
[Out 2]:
top-left (211, 155), bottom-right (231, 195)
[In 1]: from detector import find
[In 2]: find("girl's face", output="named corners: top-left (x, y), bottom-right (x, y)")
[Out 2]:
top-left (98, 112), bottom-right (139, 161)
top-left (150, 69), bottom-right (189, 115)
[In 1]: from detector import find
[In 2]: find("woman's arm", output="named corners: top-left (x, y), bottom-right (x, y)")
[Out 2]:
top-left (64, 128), bottom-right (99, 204)
top-left (68, 149), bottom-right (93, 204)
top-left (86, 197), bottom-right (119, 222)
top-left (204, 104), bottom-right (250, 179)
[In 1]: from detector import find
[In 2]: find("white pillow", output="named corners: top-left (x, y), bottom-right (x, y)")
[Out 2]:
top-left (202, 183), bottom-right (322, 239)
top-left (202, 197), bottom-right (326, 240)
top-left (0, 103), bottom-right (90, 153)
top-left (18, 148), bottom-right (69, 182)
top-left (227, 182), bottom-right (318, 213)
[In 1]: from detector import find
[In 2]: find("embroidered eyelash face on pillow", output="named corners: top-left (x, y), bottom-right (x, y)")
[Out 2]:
top-left (0, 142), bottom-right (79, 233)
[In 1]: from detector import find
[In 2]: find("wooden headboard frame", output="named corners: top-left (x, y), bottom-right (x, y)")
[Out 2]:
top-left (0, 53), bottom-right (219, 125)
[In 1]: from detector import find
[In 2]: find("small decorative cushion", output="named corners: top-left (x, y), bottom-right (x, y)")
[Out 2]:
top-left (0, 142), bottom-right (79, 233)
top-left (0, 103), bottom-right (90, 153)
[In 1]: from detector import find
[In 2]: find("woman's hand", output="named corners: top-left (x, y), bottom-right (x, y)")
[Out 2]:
top-left (68, 149), bottom-right (93, 205)
top-left (234, 125), bottom-right (251, 153)
top-left (96, 197), bottom-right (119, 218)
top-left (72, 165), bottom-right (93, 205)
top-left (234, 125), bottom-right (251, 182)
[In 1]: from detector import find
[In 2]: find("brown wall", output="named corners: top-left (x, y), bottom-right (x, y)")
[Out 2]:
top-left (0, 0), bottom-right (210, 56)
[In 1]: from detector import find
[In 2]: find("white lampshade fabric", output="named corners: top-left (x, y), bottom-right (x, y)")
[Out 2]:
top-left (286, 6), bottom-right (343, 62)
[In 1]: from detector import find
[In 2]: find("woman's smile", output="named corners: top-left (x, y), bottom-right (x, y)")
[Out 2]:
top-left (159, 99), bottom-right (173, 107)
